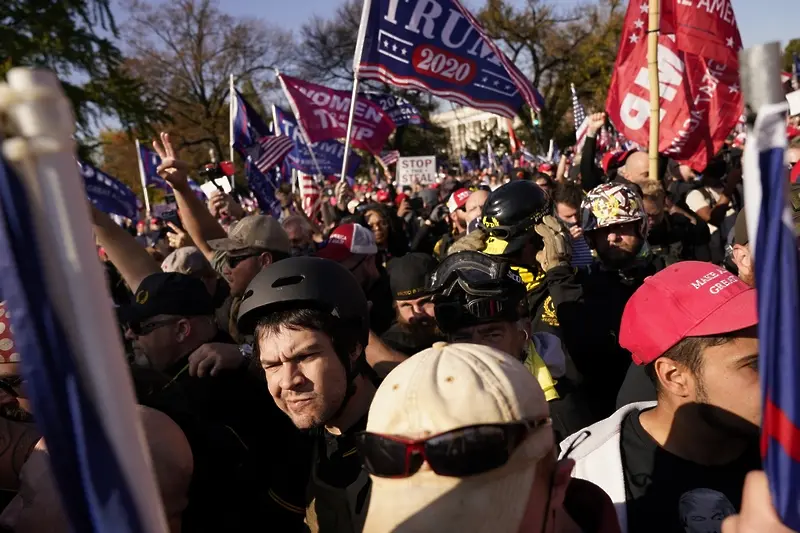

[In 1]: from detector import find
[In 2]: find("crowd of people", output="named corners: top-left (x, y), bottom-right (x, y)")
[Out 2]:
top-left (0, 116), bottom-right (798, 533)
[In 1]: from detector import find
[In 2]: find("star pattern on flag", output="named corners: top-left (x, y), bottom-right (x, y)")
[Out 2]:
top-left (729, 83), bottom-right (740, 93)
top-left (380, 36), bottom-right (409, 61)
top-left (639, 3), bottom-right (648, 13)
top-left (629, 33), bottom-right (640, 44)
top-left (726, 37), bottom-right (735, 48)
top-left (634, 19), bottom-right (644, 29)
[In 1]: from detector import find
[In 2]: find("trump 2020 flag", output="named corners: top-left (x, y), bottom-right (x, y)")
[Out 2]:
top-left (361, 92), bottom-right (424, 126)
top-left (78, 160), bottom-right (139, 220)
top-left (357, 0), bottom-right (544, 118)
top-left (232, 89), bottom-right (271, 152)
top-left (743, 100), bottom-right (800, 530)
top-left (278, 74), bottom-right (396, 155)
top-left (274, 105), bottom-right (362, 180)
top-left (137, 144), bottom-right (170, 190)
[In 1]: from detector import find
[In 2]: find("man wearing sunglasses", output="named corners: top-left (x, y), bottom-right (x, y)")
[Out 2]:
top-left (236, 256), bottom-right (382, 533)
top-left (359, 342), bottom-right (620, 533)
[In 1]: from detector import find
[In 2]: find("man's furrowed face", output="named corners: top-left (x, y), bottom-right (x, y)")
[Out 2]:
top-left (589, 222), bottom-right (643, 269)
top-left (396, 295), bottom-right (436, 330)
top-left (258, 326), bottom-right (348, 430)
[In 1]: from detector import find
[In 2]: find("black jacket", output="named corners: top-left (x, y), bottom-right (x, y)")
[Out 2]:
top-left (647, 212), bottom-right (712, 264)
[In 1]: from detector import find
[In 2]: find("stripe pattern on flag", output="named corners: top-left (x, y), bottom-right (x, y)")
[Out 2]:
top-left (743, 100), bottom-right (800, 531)
top-left (571, 83), bottom-right (589, 151)
top-left (248, 136), bottom-right (295, 175)
top-left (379, 150), bottom-right (400, 166)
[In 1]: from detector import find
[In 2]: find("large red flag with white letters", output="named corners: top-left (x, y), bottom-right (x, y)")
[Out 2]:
top-left (606, 0), bottom-right (743, 171)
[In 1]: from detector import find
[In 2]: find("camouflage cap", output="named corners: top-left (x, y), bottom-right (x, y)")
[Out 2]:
top-left (161, 246), bottom-right (212, 276)
top-left (207, 215), bottom-right (290, 255)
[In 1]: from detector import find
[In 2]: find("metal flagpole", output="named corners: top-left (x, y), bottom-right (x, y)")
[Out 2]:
top-left (229, 74), bottom-right (236, 188)
top-left (134, 139), bottom-right (151, 224)
top-left (647, 0), bottom-right (661, 181)
top-left (276, 71), bottom-right (327, 182)
top-left (339, 0), bottom-right (373, 182)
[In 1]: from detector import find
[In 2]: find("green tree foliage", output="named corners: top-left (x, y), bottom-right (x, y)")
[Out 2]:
top-left (783, 39), bottom-right (800, 73)
top-left (1, 0), bottom-right (163, 153)
top-left (121, 0), bottom-right (294, 171)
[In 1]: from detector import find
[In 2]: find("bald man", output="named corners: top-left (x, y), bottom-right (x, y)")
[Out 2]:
top-left (0, 406), bottom-right (193, 533)
top-left (464, 189), bottom-right (488, 224)
top-left (618, 151), bottom-right (649, 185)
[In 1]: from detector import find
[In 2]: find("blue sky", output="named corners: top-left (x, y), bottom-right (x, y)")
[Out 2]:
top-left (194, 0), bottom-right (796, 50)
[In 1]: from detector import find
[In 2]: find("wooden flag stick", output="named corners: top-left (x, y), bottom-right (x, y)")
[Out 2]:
top-left (647, 0), bottom-right (660, 181)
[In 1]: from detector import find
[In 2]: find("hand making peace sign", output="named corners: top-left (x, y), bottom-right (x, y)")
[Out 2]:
top-left (152, 132), bottom-right (190, 189)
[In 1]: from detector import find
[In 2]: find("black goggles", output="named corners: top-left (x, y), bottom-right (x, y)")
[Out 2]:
top-left (433, 295), bottom-right (521, 332)
top-left (354, 418), bottom-right (551, 479)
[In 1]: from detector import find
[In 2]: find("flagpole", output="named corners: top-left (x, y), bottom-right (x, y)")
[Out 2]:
top-left (229, 74), bottom-right (236, 188)
top-left (340, 0), bottom-right (373, 182)
top-left (647, 0), bottom-right (660, 181)
top-left (134, 139), bottom-right (151, 224)
top-left (276, 72), bottom-right (327, 182)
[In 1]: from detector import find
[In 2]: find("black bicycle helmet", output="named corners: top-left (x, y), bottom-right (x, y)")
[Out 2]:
top-left (479, 181), bottom-right (552, 257)
top-left (237, 256), bottom-right (369, 344)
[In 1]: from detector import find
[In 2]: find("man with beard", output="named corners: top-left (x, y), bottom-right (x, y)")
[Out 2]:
top-left (316, 223), bottom-right (395, 335)
top-left (561, 262), bottom-right (761, 533)
top-left (381, 253), bottom-right (444, 356)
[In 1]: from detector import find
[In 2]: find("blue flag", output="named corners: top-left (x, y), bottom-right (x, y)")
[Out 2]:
top-left (501, 154), bottom-right (513, 174)
top-left (78, 161), bottom-right (139, 220)
top-left (794, 53), bottom-right (800, 83)
top-left (0, 155), bottom-right (150, 532)
top-left (245, 157), bottom-right (282, 218)
top-left (232, 89), bottom-right (271, 152)
top-left (744, 101), bottom-right (800, 530)
top-left (358, 0), bottom-right (544, 118)
top-left (460, 155), bottom-right (474, 173)
top-left (137, 144), bottom-right (170, 190)
top-left (479, 152), bottom-right (489, 170)
top-left (273, 105), bottom-right (362, 180)
top-left (361, 92), bottom-right (425, 126)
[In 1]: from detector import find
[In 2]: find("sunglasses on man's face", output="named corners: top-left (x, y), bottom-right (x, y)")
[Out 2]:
top-left (354, 418), bottom-right (551, 479)
top-left (128, 317), bottom-right (181, 336)
top-left (227, 253), bottom-right (260, 269)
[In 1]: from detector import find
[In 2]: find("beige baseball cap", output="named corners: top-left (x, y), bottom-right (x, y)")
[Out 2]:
top-left (362, 342), bottom-right (553, 533)
top-left (207, 215), bottom-right (290, 255)
top-left (161, 246), bottom-right (212, 276)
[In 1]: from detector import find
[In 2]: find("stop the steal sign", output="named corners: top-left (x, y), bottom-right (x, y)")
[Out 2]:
top-left (397, 156), bottom-right (436, 186)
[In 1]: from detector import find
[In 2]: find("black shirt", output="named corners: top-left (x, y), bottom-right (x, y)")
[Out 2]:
top-left (133, 331), bottom-right (311, 532)
top-left (380, 322), bottom-right (444, 358)
top-left (316, 413), bottom-right (368, 489)
top-left (620, 410), bottom-right (760, 533)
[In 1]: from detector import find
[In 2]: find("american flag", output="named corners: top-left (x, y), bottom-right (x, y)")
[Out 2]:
top-left (379, 150), bottom-right (400, 166)
top-left (571, 83), bottom-right (589, 151)
top-left (299, 172), bottom-right (321, 219)
top-left (743, 101), bottom-right (800, 530)
top-left (247, 136), bottom-right (294, 175)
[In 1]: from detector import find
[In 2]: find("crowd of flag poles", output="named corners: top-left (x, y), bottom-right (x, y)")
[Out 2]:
top-left (0, 0), bottom-right (797, 531)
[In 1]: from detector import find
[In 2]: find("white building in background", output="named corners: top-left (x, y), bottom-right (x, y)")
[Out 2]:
top-left (430, 107), bottom-right (524, 157)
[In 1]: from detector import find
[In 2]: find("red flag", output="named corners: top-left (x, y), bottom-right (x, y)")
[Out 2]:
top-left (606, 0), bottom-right (743, 171)
top-left (661, 0), bottom-right (742, 63)
top-left (279, 74), bottom-right (396, 155)
top-left (507, 118), bottom-right (519, 154)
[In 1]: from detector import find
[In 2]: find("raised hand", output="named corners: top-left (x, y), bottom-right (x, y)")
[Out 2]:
top-left (587, 112), bottom-right (607, 136)
top-left (152, 132), bottom-right (189, 189)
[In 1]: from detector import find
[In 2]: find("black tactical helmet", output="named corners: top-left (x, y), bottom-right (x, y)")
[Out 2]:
top-left (237, 256), bottom-right (369, 343)
top-left (479, 181), bottom-right (552, 256)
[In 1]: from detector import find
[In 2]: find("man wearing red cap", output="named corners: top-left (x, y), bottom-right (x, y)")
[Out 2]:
top-left (431, 188), bottom-right (471, 259)
top-left (316, 223), bottom-right (395, 335)
top-left (560, 262), bottom-right (761, 533)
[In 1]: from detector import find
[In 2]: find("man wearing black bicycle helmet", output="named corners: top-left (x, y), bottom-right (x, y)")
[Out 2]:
top-left (237, 256), bottom-right (379, 533)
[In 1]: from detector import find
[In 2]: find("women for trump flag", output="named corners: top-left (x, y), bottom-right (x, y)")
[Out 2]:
top-left (356, 0), bottom-right (544, 118)
top-left (278, 74), bottom-right (396, 155)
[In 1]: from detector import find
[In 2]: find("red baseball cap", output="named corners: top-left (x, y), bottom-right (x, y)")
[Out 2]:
top-left (791, 161), bottom-right (800, 183)
top-left (447, 188), bottom-right (471, 213)
top-left (620, 262), bottom-right (757, 365)
top-left (376, 189), bottom-right (391, 203)
top-left (315, 223), bottom-right (378, 262)
top-left (395, 192), bottom-right (408, 207)
top-left (601, 149), bottom-right (635, 174)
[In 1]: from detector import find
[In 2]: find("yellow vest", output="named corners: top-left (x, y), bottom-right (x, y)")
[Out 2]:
top-left (523, 341), bottom-right (560, 401)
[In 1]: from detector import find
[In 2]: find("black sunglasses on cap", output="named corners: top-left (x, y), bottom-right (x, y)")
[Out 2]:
top-left (354, 418), bottom-right (551, 479)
